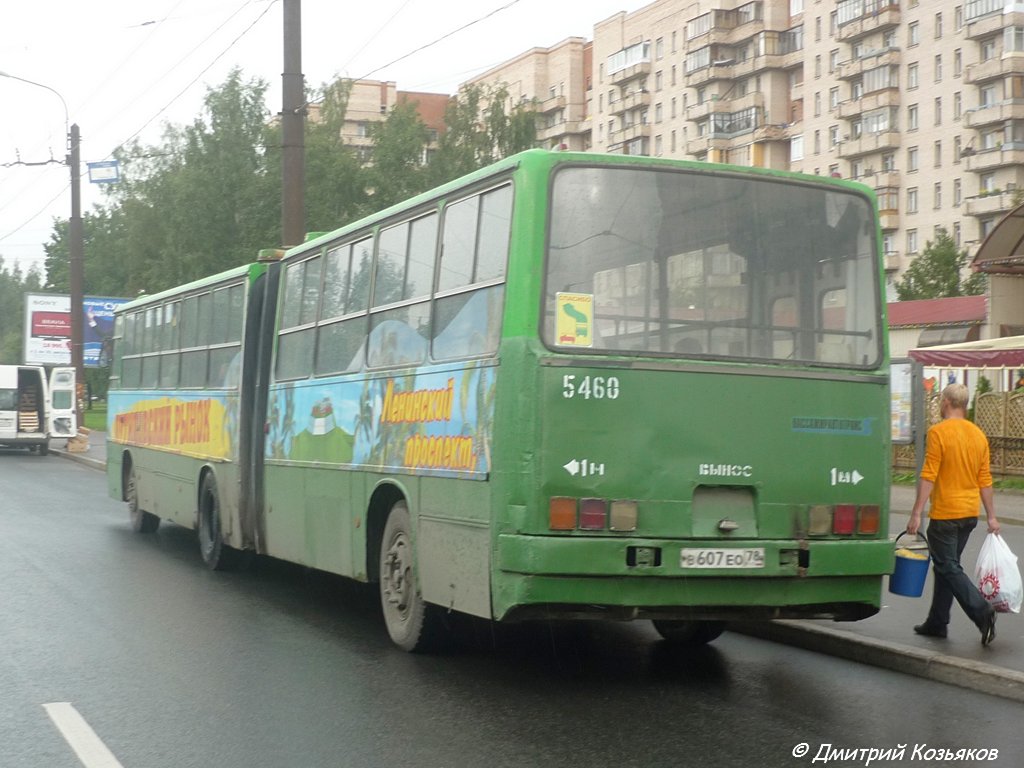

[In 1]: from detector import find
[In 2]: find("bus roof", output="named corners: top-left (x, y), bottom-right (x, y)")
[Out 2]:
top-left (115, 261), bottom-right (268, 314)
top-left (285, 148), bottom-right (875, 259)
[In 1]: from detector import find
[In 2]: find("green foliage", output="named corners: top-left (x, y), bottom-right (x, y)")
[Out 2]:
top-left (969, 374), bottom-right (992, 421)
top-left (894, 228), bottom-right (987, 300)
top-left (0, 256), bottom-right (43, 363)
top-left (39, 73), bottom-right (539, 302)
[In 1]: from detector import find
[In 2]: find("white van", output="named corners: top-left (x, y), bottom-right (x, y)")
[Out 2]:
top-left (0, 365), bottom-right (77, 455)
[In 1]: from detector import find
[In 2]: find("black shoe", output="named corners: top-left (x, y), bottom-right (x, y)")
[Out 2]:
top-left (914, 622), bottom-right (947, 639)
top-left (980, 610), bottom-right (996, 646)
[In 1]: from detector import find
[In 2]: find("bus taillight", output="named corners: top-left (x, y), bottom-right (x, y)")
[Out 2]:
top-left (579, 498), bottom-right (607, 530)
top-left (548, 498), bottom-right (638, 532)
top-left (857, 505), bottom-right (881, 534)
top-left (833, 504), bottom-right (858, 534)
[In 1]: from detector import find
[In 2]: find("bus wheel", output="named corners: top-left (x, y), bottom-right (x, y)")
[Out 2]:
top-left (38, 440), bottom-right (49, 456)
top-left (127, 463), bottom-right (159, 533)
top-left (197, 474), bottom-right (236, 570)
top-left (379, 501), bottom-right (444, 652)
top-left (652, 619), bottom-right (726, 645)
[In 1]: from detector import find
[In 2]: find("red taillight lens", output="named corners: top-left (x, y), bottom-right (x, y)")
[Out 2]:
top-left (858, 505), bottom-right (881, 534)
top-left (549, 497), bottom-right (576, 530)
top-left (579, 498), bottom-right (608, 530)
top-left (833, 504), bottom-right (857, 534)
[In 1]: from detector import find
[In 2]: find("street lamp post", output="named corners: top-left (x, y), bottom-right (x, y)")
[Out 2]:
top-left (0, 71), bottom-right (85, 422)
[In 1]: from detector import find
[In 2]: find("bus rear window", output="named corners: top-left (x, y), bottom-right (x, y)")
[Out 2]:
top-left (544, 166), bottom-right (881, 368)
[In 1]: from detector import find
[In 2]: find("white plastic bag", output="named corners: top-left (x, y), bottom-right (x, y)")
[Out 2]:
top-left (974, 533), bottom-right (1023, 614)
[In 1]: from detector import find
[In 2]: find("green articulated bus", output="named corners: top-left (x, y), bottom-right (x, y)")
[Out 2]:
top-left (107, 149), bottom-right (893, 651)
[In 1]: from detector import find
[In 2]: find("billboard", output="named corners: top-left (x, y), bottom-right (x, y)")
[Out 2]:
top-left (24, 293), bottom-right (129, 367)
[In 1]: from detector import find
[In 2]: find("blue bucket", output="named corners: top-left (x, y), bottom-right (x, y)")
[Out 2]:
top-left (889, 531), bottom-right (931, 598)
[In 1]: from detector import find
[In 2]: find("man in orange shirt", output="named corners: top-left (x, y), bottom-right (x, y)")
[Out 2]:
top-left (908, 383), bottom-right (1000, 645)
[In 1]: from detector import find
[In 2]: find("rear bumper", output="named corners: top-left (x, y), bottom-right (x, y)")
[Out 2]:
top-left (492, 534), bottom-right (893, 622)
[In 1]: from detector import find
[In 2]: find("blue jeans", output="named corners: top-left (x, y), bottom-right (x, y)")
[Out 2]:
top-left (925, 517), bottom-right (990, 628)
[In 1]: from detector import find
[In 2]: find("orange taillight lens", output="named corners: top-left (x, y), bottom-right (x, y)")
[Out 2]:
top-left (549, 497), bottom-right (576, 530)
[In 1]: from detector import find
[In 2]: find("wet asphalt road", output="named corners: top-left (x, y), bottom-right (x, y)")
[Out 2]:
top-left (3, 450), bottom-right (1024, 768)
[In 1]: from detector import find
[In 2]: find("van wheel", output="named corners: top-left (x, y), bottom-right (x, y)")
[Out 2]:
top-left (197, 473), bottom-right (238, 570)
top-left (652, 620), bottom-right (726, 645)
top-left (127, 463), bottom-right (159, 533)
top-left (379, 501), bottom-right (445, 652)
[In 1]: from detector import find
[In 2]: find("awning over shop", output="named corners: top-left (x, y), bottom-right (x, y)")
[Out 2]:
top-left (908, 335), bottom-right (1024, 368)
top-left (972, 201), bottom-right (1024, 275)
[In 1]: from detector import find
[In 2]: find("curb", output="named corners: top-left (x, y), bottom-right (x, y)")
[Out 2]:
top-left (52, 447), bottom-right (105, 472)
top-left (731, 620), bottom-right (1024, 703)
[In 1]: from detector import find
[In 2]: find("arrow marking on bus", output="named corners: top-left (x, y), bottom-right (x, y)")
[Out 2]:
top-left (830, 468), bottom-right (864, 486)
top-left (564, 459), bottom-right (605, 477)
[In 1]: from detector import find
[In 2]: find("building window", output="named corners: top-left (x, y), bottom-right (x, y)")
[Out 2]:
top-left (830, 125), bottom-right (839, 146)
top-left (814, 130), bottom-right (821, 154)
top-left (908, 22), bottom-right (919, 46)
top-left (907, 187), bottom-right (919, 214)
top-left (814, 92), bottom-right (821, 116)
top-left (829, 87), bottom-right (839, 110)
top-left (882, 152), bottom-right (895, 171)
top-left (791, 135), bottom-right (804, 161)
top-left (908, 103), bottom-right (919, 130)
top-left (656, 37), bottom-right (664, 59)
top-left (830, 49), bottom-right (839, 72)
top-left (953, 221), bottom-right (961, 246)
top-left (981, 38), bottom-right (996, 61)
top-left (980, 172), bottom-right (996, 193)
top-left (934, 182), bottom-right (942, 209)
top-left (815, 55), bottom-right (821, 78)
top-left (934, 97), bottom-right (942, 125)
top-left (935, 12), bottom-right (943, 38)
top-left (981, 218), bottom-right (997, 240)
top-left (908, 146), bottom-right (919, 172)
top-left (908, 63), bottom-right (919, 89)
top-left (934, 140), bottom-right (942, 167)
top-left (954, 135), bottom-right (962, 162)
top-left (954, 49), bottom-right (962, 77)
top-left (954, 178), bottom-right (962, 206)
top-left (955, 6), bottom-right (963, 30)
top-left (907, 229), bottom-right (918, 254)
top-left (980, 84), bottom-right (997, 108)
top-left (953, 92), bottom-right (962, 120)
top-left (934, 54), bottom-right (942, 82)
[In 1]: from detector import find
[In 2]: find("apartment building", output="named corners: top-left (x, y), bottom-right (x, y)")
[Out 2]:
top-left (462, 0), bottom-right (1024, 299)
top-left (465, 37), bottom-right (593, 151)
top-left (308, 79), bottom-right (450, 164)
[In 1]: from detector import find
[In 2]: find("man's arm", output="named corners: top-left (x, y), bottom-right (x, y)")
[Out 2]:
top-left (980, 486), bottom-right (1000, 535)
top-left (907, 478), bottom-right (934, 536)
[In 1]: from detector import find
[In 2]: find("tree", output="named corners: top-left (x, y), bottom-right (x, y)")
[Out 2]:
top-left (427, 84), bottom-right (536, 187)
top-left (0, 256), bottom-right (42, 363)
top-left (894, 228), bottom-right (987, 300)
top-left (367, 99), bottom-right (429, 210)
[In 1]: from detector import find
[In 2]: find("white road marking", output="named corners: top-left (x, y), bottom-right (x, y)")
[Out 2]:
top-left (43, 702), bottom-right (125, 768)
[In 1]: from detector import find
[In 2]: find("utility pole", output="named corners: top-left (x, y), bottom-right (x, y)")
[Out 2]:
top-left (281, 0), bottom-right (305, 248)
top-left (68, 123), bottom-right (85, 420)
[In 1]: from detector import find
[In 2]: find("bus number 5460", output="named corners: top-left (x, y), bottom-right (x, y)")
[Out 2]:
top-left (562, 374), bottom-right (620, 400)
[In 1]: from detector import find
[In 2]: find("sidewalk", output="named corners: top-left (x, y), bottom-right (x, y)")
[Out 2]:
top-left (56, 433), bottom-right (1024, 701)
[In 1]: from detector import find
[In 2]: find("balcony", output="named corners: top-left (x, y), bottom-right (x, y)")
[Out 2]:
top-left (883, 251), bottom-right (901, 272)
top-left (836, 48), bottom-right (901, 81)
top-left (966, 146), bottom-right (1024, 172)
top-left (836, 130), bottom-right (900, 159)
top-left (610, 122), bottom-right (652, 145)
top-left (609, 61), bottom-right (651, 86)
top-left (966, 9), bottom-right (1024, 40)
top-left (879, 211), bottom-right (900, 231)
top-left (964, 56), bottom-right (1024, 85)
top-left (685, 136), bottom-right (730, 156)
top-left (537, 120), bottom-right (585, 142)
top-left (965, 101), bottom-right (1024, 128)
top-left (609, 90), bottom-right (651, 116)
top-left (964, 191), bottom-right (1015, 217)
top-left (685, 62), bottom-right (735, 88)
top-left (836, 4), bottom-right (900, 42)
top-left (538, 94), bottom-right (567, 115)
top-left (861, 169), bottom-right (900, 188)
top-left (686, 92), bottom-right (765, 121)
top-left (837, 88), bottom-right (900, 119)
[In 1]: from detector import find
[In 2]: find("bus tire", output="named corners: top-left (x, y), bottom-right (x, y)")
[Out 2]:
top-left (127, 462), bottom-right (159, 533)
top-left (379, 501), bottom-right (445, 652)
top-left (197, 473), bottom-right (238, 570)
top-left (652, 619), bottom-right (726, 645)
top-left (38, 440), bottom-right (49, 456)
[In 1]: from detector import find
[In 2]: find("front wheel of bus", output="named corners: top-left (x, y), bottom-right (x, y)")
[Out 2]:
top-left (652, 619), bottom-right (726, 645)
top-left (379, 501), bottom-right (444, 652)
top-left (198, 474), bottom-right (237, 570)
top-left (127, 463), bottom-right (159, 533)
